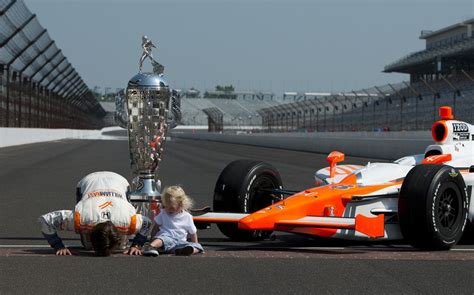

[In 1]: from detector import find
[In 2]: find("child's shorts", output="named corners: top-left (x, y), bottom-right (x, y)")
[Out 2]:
top-left (154, 235), bottom-right (204, 254)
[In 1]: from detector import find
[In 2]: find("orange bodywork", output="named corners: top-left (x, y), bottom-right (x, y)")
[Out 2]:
top-left (421, 154), bottom-right (452, 164)
top-left (194, 177), bottom-right (400, 239)
top-left (439, 106), bottom-right (453, 120)
top-left (327, 151), bottom-right (345, 178)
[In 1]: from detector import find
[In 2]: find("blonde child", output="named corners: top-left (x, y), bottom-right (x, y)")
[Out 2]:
top-left (143, 186), bottom-right (203, 256)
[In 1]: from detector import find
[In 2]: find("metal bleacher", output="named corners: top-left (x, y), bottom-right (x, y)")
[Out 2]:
top-left (180, 94), bottom-right (282, 127)
top-left (258, 84), bottom-right (403, 132)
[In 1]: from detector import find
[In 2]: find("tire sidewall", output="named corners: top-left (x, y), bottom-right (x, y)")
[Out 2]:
top-left (239, 164), bottom-right (282, 213)
top-left (426, 170), bottom-right (468, 245)
top-left (213, 160), bottom-right (282, 241)
top-left (399, 164), bottom-right (469, 249)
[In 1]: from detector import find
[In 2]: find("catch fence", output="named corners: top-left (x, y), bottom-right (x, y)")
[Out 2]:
top-left (0, 0), bottom-right (105, 129)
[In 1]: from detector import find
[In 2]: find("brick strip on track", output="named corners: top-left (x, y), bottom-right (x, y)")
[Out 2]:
top-left (1, 245), bottom-right (473, 260)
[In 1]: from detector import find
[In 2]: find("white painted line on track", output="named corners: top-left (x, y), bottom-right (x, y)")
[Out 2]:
top-left (263, 247), bottom-right (346, 250)
top-left (450, 248), bottom-right (474, 252)
top-left (269, 247), bottom-right (474, 251)
top-left (0, 245), bottom-right (50, 248)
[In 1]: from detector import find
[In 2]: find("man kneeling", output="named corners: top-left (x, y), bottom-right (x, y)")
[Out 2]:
top-left (39, 171), bottom-right (152, 256)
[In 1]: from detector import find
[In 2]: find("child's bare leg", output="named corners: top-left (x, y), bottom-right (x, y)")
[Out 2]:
top-left (193, 247), bottom-right (199, 254)
top-left (150, 238), bottom-right (163, 248)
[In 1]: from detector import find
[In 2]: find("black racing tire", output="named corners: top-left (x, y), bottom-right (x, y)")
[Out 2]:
top-left (213, 159), bottom-right (282, 241)
top-left (398, 164), bottom-right (469, 250)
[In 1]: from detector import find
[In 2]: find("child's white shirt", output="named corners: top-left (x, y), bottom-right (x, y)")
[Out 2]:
top-left (154, 210), bottom-right (197, 242)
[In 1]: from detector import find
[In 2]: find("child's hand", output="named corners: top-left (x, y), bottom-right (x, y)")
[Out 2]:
top-left (124, 246), bottom-right (142, 256)
top-left (190, 233), bottom-right (198, 243)
top-left (56, 248), bottom-right (72, 256)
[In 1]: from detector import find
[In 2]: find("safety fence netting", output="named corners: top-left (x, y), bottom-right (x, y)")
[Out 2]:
top-left (0, 0), bottom-right (105, 129)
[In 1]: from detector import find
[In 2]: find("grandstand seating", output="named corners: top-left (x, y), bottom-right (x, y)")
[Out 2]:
top-left (178, 70), bottom-right (473, 131)
top-left (376, 74), bottom-right (474, 131)
top-left (256, 75), bottom-right (473, 132)
top-left (180, 96), bottom-right (282, 126)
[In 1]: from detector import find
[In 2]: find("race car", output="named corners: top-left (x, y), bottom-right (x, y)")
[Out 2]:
top-left (193, 106), bottom-right (474, 250)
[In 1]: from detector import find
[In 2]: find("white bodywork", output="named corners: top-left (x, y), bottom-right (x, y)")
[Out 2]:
top-left (314, 119), bottom-right (474, 241)
top-left (314, 164), bottom-right (364, 186)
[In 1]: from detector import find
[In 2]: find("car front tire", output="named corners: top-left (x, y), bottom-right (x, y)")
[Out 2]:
top-left (399, 164), bottom-right (469, 250)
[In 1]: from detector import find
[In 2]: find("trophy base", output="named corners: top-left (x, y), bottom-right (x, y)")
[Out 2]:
top-left (129, 172), bottom-right (161, 219)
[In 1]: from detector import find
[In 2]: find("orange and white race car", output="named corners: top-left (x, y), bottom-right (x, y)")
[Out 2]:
top-left (194, 106), bottom-right (474, 250)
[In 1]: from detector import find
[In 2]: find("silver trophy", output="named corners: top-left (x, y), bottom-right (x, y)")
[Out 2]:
top-left (117, 36), bottom-right (179, 218)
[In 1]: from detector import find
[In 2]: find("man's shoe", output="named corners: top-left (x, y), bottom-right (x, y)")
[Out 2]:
top-left (175, 246), bottom-right (194, 256)
top-left (143, 244), bottom-right (159, 257)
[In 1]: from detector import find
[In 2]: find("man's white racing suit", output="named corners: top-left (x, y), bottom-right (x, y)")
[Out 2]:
top-left (39, 171), bottom-right (152, 251)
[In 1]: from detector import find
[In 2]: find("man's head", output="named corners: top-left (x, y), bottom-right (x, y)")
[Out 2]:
top-left (90, 221), bottom-right (120, 256)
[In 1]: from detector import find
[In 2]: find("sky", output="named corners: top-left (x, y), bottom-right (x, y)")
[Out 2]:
top-left (24, 0), bottom-right (474, 95)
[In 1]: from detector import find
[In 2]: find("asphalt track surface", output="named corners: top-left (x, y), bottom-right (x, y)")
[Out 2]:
top-left (0, 136), bottom-right (473, 294)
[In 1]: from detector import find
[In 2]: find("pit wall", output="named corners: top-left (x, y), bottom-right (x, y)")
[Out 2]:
top-left (171, 131), bottom-right (433, 160)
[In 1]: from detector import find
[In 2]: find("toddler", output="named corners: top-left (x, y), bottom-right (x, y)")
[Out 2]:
top-left (143, 186), bottom-right (203, 256)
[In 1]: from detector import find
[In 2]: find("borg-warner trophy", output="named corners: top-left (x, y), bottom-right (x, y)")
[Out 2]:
top-left (116, 36), bottom-right (180, 219)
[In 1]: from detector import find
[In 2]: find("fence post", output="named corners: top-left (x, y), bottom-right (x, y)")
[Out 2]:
top-left (28, 80), bottom-right (34, 127)
top-left (6, 65), bottom-right (10, 127)
top-left (420, 78), bottom-right (440, 126)
top-left (353, 92), bottom-right (364, 131)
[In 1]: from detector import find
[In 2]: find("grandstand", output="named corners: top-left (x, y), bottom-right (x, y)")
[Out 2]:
top-left (257, 18), bottom-right (474, 132)
top-left (100, 101), bottom-right (116, 126)
top-left (180, 91), bottom-right (282, 127)
top-left (383, 18), bottom-right (474, 130)
top-left (257, 84), bottom-right (403, 132)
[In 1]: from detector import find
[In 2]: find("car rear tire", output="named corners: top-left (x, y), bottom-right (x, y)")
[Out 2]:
top-left (398, 164), bottom-right (469, 250)
top-left (213, 160), bottom-right (282, 241)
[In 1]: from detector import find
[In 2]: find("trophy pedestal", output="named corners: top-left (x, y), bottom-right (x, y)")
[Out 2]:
top-left (129, 172), bottom-right (161, 220)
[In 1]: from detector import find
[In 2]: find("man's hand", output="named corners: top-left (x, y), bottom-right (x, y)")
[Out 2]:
top-left (56, 248), bottom-right (72, 256)
top-left (124, 246), bottom-right (142, 256)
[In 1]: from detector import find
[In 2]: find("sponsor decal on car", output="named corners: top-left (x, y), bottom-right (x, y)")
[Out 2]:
top-left (449, 169), bottom-right (459, 178)
top-left (453, 132), bottom-right (470, 141)
top-left (452, 123), bottom-right (468, 132)
top-left (256, 207), bottom-right (272, 214)
top-left (333, 184), bottom-right (355, 190)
